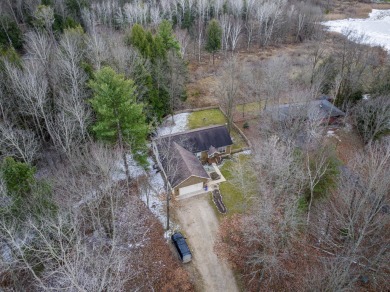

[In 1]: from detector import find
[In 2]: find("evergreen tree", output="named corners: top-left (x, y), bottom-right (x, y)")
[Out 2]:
top-left (206, 19), bottom-right (222, 65)
top-left (89, 67), bottom-right (149, 180)
top-left (0, 157), bottom-right (54, 219)
top-left (158, 20), bottom-right (180, 54)
top-left (128, 21), bottom-right (185, 121)
top-left (0, 17), bottom-right (23, 50)
top-left (129, 24), bottom-right (151, 58)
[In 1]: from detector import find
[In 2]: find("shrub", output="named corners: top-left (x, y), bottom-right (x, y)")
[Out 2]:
top-left (0, 17), bottom-right (23, 50)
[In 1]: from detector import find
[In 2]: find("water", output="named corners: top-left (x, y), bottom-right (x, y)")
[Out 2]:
top-left (322, 9), bottom-right (390, 52)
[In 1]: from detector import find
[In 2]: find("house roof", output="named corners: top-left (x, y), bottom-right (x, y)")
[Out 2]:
top-left (265, 100), bottom-right (345, 122)
top-left (156, 125), bottom-right (233, 153)
top-left (161, 142), bottom-right (209, 188)
top-left (207, 145), bottom-right (218, 156)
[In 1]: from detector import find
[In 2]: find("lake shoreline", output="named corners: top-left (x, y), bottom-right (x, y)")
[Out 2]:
top-left (324, 1), bottom-right (390, 21)
top-left (323, 8), bottom-right (390, 52)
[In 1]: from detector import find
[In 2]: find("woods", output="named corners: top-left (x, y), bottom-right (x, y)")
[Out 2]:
top-left (0, 0), bottom-right (389, 291)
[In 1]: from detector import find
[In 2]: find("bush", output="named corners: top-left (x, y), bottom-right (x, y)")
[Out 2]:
top-left (0, 157), bottom-right (56, 219)
top-left (243, 122), bottom-right (249, 129)
top-left (0, 17), bottom-right (23, 50)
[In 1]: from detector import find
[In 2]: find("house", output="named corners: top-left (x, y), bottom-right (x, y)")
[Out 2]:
top-left (154, 125), bottom-right (234, 164)
top-left (265, 100), bottom-right (345, 125)
top-left (152, 125), bottom-right (233, 197)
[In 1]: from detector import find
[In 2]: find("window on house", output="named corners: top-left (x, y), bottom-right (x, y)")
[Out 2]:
top-left (218, 146), bottom-right (226, 153)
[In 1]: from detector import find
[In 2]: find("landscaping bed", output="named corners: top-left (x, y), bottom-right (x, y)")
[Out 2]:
top-left (212, 189), bottom-right (227, 214)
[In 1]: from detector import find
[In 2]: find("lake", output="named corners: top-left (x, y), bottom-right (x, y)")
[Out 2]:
top-left (322, 9), bottom-right (390, 52)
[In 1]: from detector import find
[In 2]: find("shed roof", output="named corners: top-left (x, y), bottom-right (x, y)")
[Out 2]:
top-left (265, 100), bottom-right (345, 122)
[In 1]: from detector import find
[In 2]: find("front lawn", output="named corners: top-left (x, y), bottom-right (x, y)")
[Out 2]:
top-left (211, 154), bottom-right (256, 219)
top-left (187, 108), bottom-right (248, 151)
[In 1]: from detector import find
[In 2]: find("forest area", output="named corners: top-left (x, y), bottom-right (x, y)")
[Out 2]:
top-left (0, 0), bottom-right (389, 291)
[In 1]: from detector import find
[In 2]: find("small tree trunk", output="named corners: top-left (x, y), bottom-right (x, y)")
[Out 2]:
top-left (307, 189), bottom-right (314, 224)
top-left (116, 119), bottom-right (130, 183)
top-left (166, 186), bottom-right (170, 230)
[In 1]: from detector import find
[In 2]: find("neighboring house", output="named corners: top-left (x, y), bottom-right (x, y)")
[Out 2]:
top-left (265, 100), bottom-right (345, 125)
top-left (152, 125), bottom-right (233, 197)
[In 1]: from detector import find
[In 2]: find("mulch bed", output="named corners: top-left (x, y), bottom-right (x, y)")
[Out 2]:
top-left (212, 189), bottom-right (227, 214)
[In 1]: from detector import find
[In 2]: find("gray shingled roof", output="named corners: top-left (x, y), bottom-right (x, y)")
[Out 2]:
top-left (265, 100), bottom-right (345, 122)
top-left (156, 125), bottom-right (233, 153)
top-left (160, 142), bottom-right (209, 188)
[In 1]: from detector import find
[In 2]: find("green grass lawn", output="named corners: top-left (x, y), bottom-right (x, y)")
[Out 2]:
top-left (187, 108), bottom-right (226, 129)
top-left (187, 108), bottom-right (247, 150)
top-left (210, 154), bottom-right (256, 219)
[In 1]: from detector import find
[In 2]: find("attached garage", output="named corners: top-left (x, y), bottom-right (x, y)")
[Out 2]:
top-left (154, 142), bottom-right (210, 198)
top-left (179, 182), bottom-right (204, 196)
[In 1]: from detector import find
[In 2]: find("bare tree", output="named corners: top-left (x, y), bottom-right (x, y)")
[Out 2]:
top-left (219, 56), bottom-right (242, 132)
top-left (4, 60), bottom-right (50, 142)
top-left (261, 57), bottom-right (289, 109)
top-left (0, 123), bottom-right (40, 164)
top-left (309, 142), bottom-right (390, 290)
top-left (229, 18), bottom-right (242, 54)
top-left (0, 142), bottom-right (151, 290)
top-left (354, 95), bottom-right (390, 144)
top-left (305, 148), bottom-right (331, 224)
top-left (87, 29), bottom-right (109, 70)
top-left (175, 27), bottom-right (190, 58)
top-left (195, 17), bottom-right (204, 62)
top-left (153, 136), bottom-right (186, 230)
top-left (246, 136), bottom-right (306, 288)
top-left (242, 64), bottom-right (263, 116)
top-left (53, 27), bottom-right (91, 150)
top-left (167, 51), bottom-right (187, 116)
top-left (220, 14), bottom-right (231, 52)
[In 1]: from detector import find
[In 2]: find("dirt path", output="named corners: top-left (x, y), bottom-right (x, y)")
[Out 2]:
top-left (174, 194), bottom-right (239, 292)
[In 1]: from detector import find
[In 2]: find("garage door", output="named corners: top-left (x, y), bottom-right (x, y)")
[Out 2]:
top-left (179, 182), bottom-right (204, 196)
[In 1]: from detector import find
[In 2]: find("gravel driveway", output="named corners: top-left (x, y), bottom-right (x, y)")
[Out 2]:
top-left (174, 194), bottom-right (239, 292)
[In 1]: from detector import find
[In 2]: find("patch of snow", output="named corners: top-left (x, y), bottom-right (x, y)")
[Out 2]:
top-left (110, 153), bottom-right (175, 231)
top-left (322, 9), bottom-right (390, 52)
top-left (240, 149), bottom-right (252, 155)
top-left (344, 123), bottom-right (353, 133)
top-left (139, 157), bottom-right (168, 227)
top-left (111, 154), bottom-right (146, 181)
top-left (327, 130), bottom-right (341, 142)
top-left (157, 113), bottom-right (190, 136)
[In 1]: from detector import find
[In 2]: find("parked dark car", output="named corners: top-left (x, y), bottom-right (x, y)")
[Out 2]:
top-left (171, 232), bottom-right (192, 263)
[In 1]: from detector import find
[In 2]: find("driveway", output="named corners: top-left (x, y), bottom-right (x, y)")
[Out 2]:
top-left (174, 193), bottom-right (239, 292)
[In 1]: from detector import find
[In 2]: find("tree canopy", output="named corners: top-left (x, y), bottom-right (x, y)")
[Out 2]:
top-left (89, 66), bottom-right (149, 164)
top-left (206, 19), bottom-right (222, 64)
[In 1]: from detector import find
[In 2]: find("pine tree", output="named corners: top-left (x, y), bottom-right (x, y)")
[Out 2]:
top-left (206, 19), bottom-right (222, 65)
top-left (158, 20), bottom-right (180, 54)
top-left (89, 67), bottom-right (149, 181)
